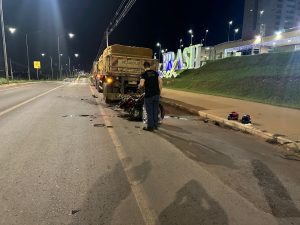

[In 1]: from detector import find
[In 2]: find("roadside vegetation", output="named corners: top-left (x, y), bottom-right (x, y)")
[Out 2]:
top-left (165, 51), bottom-right (300, 109)
top-left (0, 78), bottom-right (41, 86)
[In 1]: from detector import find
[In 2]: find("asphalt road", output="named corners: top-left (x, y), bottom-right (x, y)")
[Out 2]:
top-left (0, 80), bottom-right (299, 225)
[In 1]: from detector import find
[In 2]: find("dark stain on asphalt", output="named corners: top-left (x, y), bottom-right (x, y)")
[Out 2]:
top-left (68, 160), bottom-right (151, 225)
top-left (161, 124), bottom-right (192, 135)
top-left (159, 180), bottom-right (229, 225)
top-left (127, 160), bottom-right (152, 184)
top-left (252, 159), bottom-right (300, 217)
top-left (158, 131), bottom-right (236, 169)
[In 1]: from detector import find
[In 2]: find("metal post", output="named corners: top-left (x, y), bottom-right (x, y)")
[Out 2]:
top-left (228, 24), bottom-right (230, 42)
top-left (68, 56), bottom-right (71, 77)
top-left (25, 34), bottom-right (31, 80)
top-left (9, 58), bottom-right (13, 80)
top-left (58, 36), bottom-right (61, 80)
top-left (159, 45), bottom-right (161, 63)
top-left (0, 0), bottom-right (9, 81)
top-left (50, 56), bottom-right (53, 80)
top-left (36, 69), bottom-right (39, 80)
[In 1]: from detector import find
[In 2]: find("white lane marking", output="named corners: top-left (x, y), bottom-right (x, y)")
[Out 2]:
top-left (89, 86), bottom-right (158, 225)
top-left (0, 85), bottom-right (64, 117)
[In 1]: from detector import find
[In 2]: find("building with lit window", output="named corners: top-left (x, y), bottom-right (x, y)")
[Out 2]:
top-left (242, 0), bottom-right (300, 40)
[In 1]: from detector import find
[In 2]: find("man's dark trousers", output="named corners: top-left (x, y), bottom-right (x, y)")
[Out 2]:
top-left (145, 94), bottom-right (160, 129)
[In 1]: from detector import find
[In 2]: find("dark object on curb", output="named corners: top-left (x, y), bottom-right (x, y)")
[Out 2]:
top-left (204, 119), bottom-right (209, 123)
top-left (92, 94), bottom-right (98, 98)
top-left (241, 115), bottom-right (252, 124)
top-left (227, 112), bottom-right (239, 121)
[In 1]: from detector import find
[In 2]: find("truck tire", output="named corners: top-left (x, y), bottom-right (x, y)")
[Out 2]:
top-left (103, 83), bottom-right (113, 104)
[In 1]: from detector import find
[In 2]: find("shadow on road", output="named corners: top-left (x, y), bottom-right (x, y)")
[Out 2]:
top-left (68, 160), bottom-right (152, 225)
top-left (158, 180), bottom-right (229, 225)
top-left (252, 159), bottom-right (300, 218)
top-left (158, 130), bottom-right (237, 169)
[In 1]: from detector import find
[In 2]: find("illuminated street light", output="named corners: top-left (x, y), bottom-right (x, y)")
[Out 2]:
top-left (260, 10), bottom-right (264, 15)
top-left (228, 21), bottom-right (233, 42)
top-left (60, 54), bottom-right (63, 57)
top-left (204, 29), bottom-right (209, 46)
top-left (74, 53), bottom-right (79, 58)
top-left (275, 31), bottom-right (282, 36)
top-left (8, 27), bottom-right (16, 34)
top-left (188, 29), bottom-right (193, 45)
top-left (234, 28), bottom-right (239, 40)
top-left (68, 33), bottom-right (75, 39)
top-left (180, 38), bottom-right (183, 49)
top-left (8, 27), bottom-right (33, 80)
top-left (58, 33), bottom-right (75, 79)
top-left (156, 42), bottom-right (162, 62)
top-left (41, 53), bottom-right (46, 57)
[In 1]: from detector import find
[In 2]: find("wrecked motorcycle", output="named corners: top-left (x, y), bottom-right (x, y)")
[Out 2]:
top-left (118, 93), bottom-right (165, 122)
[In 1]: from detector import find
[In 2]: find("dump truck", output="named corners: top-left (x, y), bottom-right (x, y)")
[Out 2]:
top-left (93, 44), bottom-right (158, 103)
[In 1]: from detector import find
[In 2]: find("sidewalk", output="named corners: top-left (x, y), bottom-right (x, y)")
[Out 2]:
top-left (162, 88), bottom-right (300, 142)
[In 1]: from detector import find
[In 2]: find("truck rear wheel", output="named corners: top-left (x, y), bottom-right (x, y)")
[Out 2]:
top-left (103, 83), bottom-right (113, 104)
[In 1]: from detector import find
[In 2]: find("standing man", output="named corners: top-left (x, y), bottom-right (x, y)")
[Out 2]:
top-left (139, 61), bottom-right (163, 132)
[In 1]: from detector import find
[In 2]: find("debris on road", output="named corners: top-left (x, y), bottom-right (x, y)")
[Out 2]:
top-left (93, 124), bottom-right (105, 128)
top-left (228, 112), bottom-right (239, 121)
top-left (71, 209), bottom-right (80, 215)
top-left (242, 115), bottom-right (252, 124)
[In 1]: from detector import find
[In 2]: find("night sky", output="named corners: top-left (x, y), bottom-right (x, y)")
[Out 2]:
top-left (1, 0), bottom-right (244, 76)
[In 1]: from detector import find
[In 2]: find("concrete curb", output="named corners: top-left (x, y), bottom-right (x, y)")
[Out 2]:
top-left (161, 97), bottom-right (300, 153)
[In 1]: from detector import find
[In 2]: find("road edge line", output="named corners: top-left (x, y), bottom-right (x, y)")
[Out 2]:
top-left (89, 85), bottom-right (158, 225)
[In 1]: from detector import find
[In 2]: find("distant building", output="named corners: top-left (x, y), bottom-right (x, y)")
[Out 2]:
top-left (242, 0), bottom-right (300, 40)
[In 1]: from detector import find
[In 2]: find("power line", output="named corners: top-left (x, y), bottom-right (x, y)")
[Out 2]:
top-left (93, 0), bottom-right (137, 63)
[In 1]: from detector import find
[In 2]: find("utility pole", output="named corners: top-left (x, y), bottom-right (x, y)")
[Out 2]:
top-left (106, 29), bottom-right (109, 48)
top-left (0, 0), bottom-right (9, 81)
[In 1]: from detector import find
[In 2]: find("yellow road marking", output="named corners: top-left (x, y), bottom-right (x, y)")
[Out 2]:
top-left (89, 85), bottom-right (158, 225)
top-left (0, 85), bottom-right (64, 117)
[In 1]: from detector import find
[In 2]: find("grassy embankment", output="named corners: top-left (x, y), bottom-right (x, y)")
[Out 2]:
top-left (165, 51), bottom-right (300, 109)
top-left (0, 78), bottom-right (37, 85)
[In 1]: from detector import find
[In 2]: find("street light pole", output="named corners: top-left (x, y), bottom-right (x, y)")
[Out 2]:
top-left (50, 56), bottom-right (53, 80)
top-left (205, 29), bottom-right (208, 47)
top-left (156, 42), bottom-right (161, 63)
top-left (9, 58), bottom-right (13, 80)
top-left (259, 10), bottom-right (264, 54)
top-left (25, 34), bottom-right (31, 80)
top-left (188, 29), bottom-right (193, 46)
top-left (234, 28), bottom-right (239, 41)
top-left (68, 56), bottom-right (71, 77)
top-left (0, 0), bottom-right (9, 80)
top-left (57, 36), bottom-right (61, 80)
top-left (228, 21), bottom-right (233, 42)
